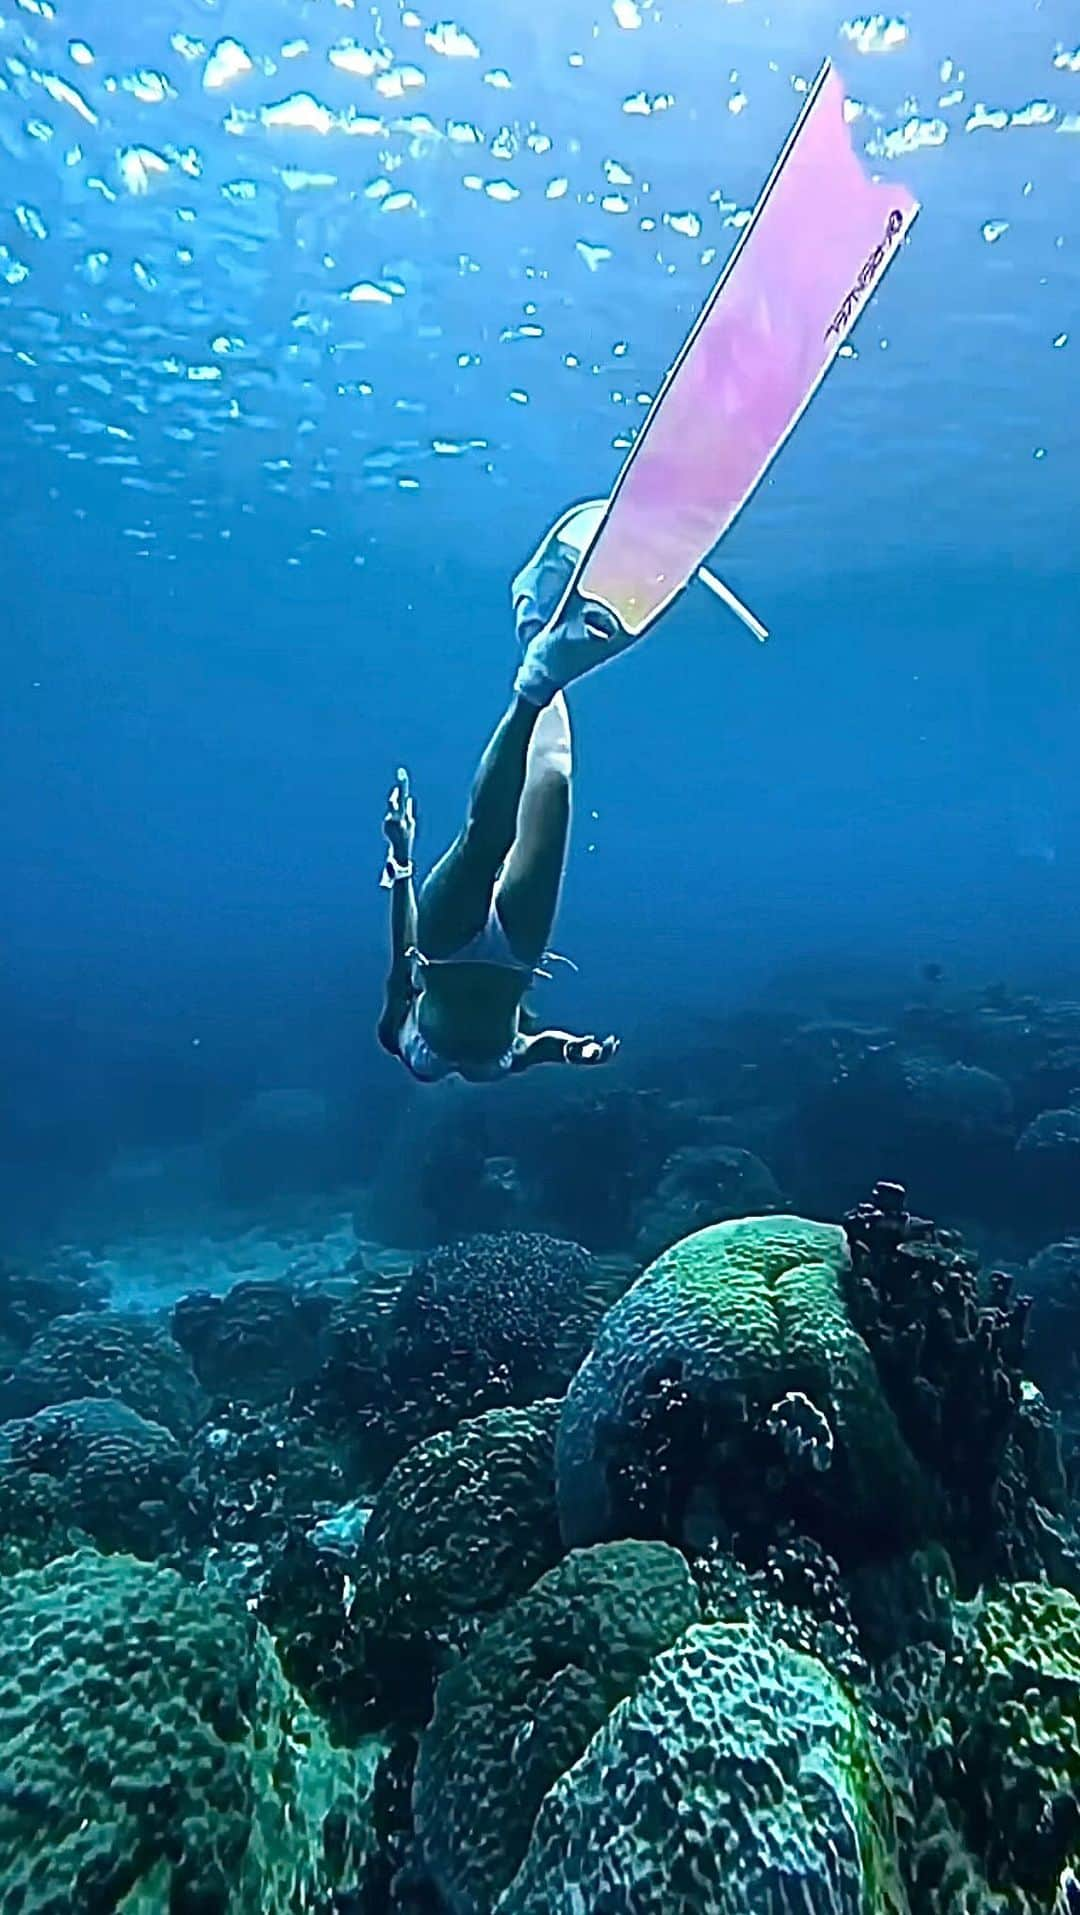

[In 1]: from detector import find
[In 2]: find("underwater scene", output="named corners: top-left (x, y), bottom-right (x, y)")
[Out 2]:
top-left (3, 0), bottom-right (1080, 1906)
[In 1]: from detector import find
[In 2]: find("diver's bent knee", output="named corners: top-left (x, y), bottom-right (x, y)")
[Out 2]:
top-left (533, 739), bottom-right (572, 782)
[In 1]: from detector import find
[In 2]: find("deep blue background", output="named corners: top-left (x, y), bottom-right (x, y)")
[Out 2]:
top-left (2, 0), bottom-right (1078, 1240)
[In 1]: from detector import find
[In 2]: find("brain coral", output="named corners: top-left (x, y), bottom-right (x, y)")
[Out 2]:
top-left (413, 1540), bottom-right (700, 1914)
top-left (363, 1398), bottom-right (562, 1636)
top-left (496, 1621), bottom-right (904, 1915)
top-left (0, 1397), bottom-right (187, 1557)
top-left (0, 1309), bottom-right (207, 1437)
top-left (0, 1549), bottom-right (380, 1911)
top-left (556, 1215), bottom-right (931, 1559)
top-left (0, 1464), bottom-right (88, 1576)
top-left (940, 1583), bottom-right (1080, 1904)
top-left (874, 1580), bottom-right (1080, 1913)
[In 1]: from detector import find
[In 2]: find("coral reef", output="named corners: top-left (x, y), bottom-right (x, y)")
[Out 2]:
top-left (9, 965), bottom-right (1080, 1911)
top-left (880, 1582), bottom-right (1080, 1911)
top-left (0, 1309), bottom-right (207, 1438)
top-left (902, 1057), bottom-right (1014, 1136)
top-left (497, 1621), bottom-right (903, 1915)
top-left (556, 1213), bottom-right (931, 1563)
top-left (841, 1180), bottom-right (1064, 1586)
top-left (181, 1398), bottom-right (350, 1583)
top-left (792, 1040), bottom-right (1018, 1218)
top-left (172, 1275), bottom-right (332, 1406)
top-left (412, 1541), bottom-right (700, 1914)
top-left (631, 1141), bottom-right (784, 1262)
top-left (311, 1231), bottom-right (629, 1472)
top-left (1024, 1238), bottom-right (1080, 1413)
top-left (947, 1584), bottom-right (1080, 1902)
top-left (0, 1252), bottom-right (109, 1370)
top-left (365, 1088), bottom-right (533, 1247)
top-left (252, 1402), bottom-right (566, 1757)
top-left (1016, 1105), bottom-right (1080, 1221)
top-left (363, 1399), bottom-right (563, 1639)
top-left (0, 1397), bottom-right (188, 1558)
top-left (0, 1549), bottom-right (382, 1910)
top-left (385, 1233), bottom-right (601, 1424)
top-left (0, 1460), bottom-right (90, 1575)
top-left (515, 1086), bottom-right (697, 1250)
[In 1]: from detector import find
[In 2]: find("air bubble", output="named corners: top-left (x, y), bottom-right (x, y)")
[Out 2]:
top-left (203, 39), bottom-right (253, 91)
top-left (343, 281), bottom-right (394, 304)
top-left (328, 42), bottom-right (386, 78)
top-left (426, 23), bottom-right (480, 58)
top-left (261, 94), bottom-right (335, 133)
top-left (15, 205), bottom-right (47, 240)
top-left (839, 16), bottom-right (909, 55)
top-left (118, 147), bottom-right (170, 195)
top-left (576, 241), bottom-right (612, 270)
top-left (122, 69), bottom-right (174, 104)
top-left (666, 211), bottom-right (702, 238)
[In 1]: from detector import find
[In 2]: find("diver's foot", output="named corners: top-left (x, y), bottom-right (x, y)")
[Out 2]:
top-left (511, 500), bottom-right (606, 648)
top-left (514, 598), bottom-right (629, 707)
top-left (512, 534), bottom-right (576, 650)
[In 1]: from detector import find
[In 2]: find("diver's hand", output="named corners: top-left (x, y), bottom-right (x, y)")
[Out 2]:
top-left (563, 1034), bottom-right (620, 1068)
top-left (383, 766), bottom-right (416, 864)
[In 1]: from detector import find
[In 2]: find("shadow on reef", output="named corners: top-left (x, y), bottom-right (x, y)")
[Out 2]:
top-left (2, 1147), bottom-right (1080, 1910)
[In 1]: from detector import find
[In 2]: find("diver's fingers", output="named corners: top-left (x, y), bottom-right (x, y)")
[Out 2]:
top-left (585, 1035), bottom-right (619, 1065)
top-left (386, 774), bottom-right (417, 840)
top-left (572, 1035), bottom-right (619, 1066)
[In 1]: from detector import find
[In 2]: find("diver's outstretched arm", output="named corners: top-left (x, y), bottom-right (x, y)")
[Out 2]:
top-left (377, 886), bottom-right (416, 1055)
top-left (377, 770), bottom-right (418, 1056)
top-left (510, 1029), bottom-right (620, 1073)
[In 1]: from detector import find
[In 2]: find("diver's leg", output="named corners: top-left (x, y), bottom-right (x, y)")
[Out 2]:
top-left (495, 694), bottom-right (572, 964)
top-left (416, 695), bottom-right (540, 957)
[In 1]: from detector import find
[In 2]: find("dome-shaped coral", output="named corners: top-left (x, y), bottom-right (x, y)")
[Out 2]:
top-left (497, 1621), bottom-right (903, 1915)
top-left (556, 1215), bottom-right (931, 1561)
top-left (413, 1541), bottom-right (699, 1914)
top-left (0, 1310), bottom-right (206, 1438)
top-left (0, 1549), bottom-right (381, 1909)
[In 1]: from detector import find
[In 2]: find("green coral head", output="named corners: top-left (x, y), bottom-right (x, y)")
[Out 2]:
top-left (645, 1213), bottom-right (851, 1286)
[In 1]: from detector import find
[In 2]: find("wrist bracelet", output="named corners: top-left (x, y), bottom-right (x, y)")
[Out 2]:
top-left (380, 853), bottom-right (414, 889)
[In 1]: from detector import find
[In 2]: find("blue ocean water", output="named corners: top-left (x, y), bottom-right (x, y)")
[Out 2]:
top-left (3, 0), bottom-right (1078, 1248)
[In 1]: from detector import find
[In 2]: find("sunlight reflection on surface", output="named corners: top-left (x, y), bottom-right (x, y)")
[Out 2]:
top-left (0, 0), bottom-right (1076, 574)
